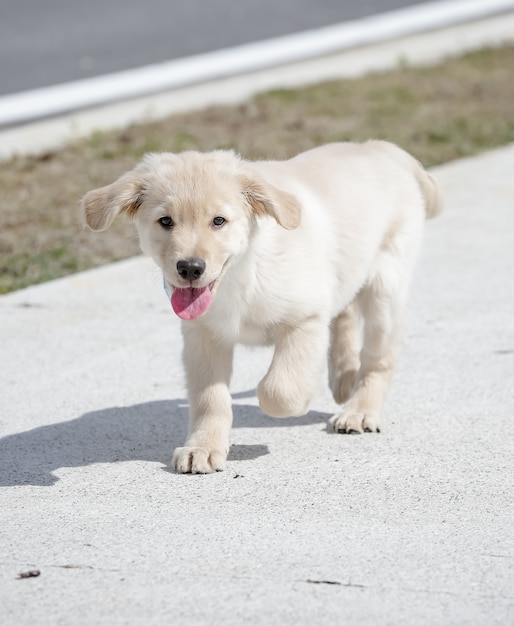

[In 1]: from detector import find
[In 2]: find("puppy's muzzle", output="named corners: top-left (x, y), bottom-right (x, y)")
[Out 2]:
top-left (177, 258), bottom-right (206, 281)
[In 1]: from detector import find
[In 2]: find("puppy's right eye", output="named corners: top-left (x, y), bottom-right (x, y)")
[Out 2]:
top-left (158, 216), bottom-right (174, 229)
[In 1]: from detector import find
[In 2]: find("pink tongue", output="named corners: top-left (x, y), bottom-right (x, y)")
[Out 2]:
top-left (171, 286), bottom-right (213, 320)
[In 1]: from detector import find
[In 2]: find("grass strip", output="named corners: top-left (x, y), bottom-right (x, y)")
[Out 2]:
top-left (1, 44), bottom-right (513, 294)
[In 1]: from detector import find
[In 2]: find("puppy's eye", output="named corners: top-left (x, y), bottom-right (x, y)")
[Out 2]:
top-left (158, 216), bottom-right (174, 229)
top-left (212, 216), bottom-right (226, 228)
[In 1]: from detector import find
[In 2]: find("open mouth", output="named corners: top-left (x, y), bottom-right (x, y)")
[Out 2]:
top-left (163, 258), bottom-right (231, 321)
top-left (169, 281), bottom-right (216, 321)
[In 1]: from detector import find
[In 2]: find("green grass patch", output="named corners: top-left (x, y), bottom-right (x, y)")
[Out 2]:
top-left (1, 44), bottom-right (514, 294)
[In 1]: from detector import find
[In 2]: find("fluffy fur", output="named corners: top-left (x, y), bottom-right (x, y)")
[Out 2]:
top-left (81, 141), bottom-right (442, 474)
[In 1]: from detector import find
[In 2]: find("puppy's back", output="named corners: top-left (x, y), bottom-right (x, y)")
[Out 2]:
top-left (363, 140), bottom-right (443, 219)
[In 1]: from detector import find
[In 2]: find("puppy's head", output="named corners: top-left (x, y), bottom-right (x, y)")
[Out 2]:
top-left (81, 150), bottom-right (301, 320)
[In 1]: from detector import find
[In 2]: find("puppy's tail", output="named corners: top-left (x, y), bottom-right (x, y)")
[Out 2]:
top-left (371, 140), bottom-right (443, 219)
top-left (412, 161), bottom-right (443, 220)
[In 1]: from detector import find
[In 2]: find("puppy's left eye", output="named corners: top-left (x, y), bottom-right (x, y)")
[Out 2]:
top-left (158, 216), bottom-right (174, 229)
top-left (212, 216), bottom-right (226, 228)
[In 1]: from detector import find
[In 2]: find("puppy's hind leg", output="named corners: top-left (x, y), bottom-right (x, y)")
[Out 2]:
top-left (328, 300), bottom-right (362, 405)
top-left (330, 249), bottom-right (412, 434)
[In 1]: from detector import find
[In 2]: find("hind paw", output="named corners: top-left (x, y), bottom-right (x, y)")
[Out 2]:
top-left (329, 411), bottom-right (381, 434)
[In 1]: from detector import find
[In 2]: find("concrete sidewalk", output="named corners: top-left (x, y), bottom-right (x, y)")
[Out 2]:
top-left (1, 144), bottom-right (514, 624)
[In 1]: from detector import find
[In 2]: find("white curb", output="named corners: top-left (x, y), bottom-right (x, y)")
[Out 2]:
top-left (1, 1), bottom-right (513, 158)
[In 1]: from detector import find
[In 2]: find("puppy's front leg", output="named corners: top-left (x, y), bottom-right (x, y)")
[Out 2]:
top-left (173, 324), bottom-right (234, 474)
top-left (258, 317), bottom-right (328, 418)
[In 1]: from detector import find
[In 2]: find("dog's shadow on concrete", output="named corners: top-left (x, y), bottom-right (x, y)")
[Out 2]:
top-left (0, 390), bottom-right (329, 487)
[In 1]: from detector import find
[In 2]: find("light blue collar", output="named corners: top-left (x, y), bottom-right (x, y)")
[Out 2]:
top-left (163, 276), bottom-right (172, 300)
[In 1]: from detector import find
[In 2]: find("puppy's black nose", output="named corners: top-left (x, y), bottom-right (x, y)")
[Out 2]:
top-left (176, 258), bottom-right (206, 281)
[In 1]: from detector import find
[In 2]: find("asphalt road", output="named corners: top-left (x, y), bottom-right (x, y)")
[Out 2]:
top-left (0, 0), bottom-right (427, 96)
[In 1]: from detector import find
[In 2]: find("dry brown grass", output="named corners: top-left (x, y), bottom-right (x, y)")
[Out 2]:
top-left (1, 45), bottom-right (513, 293)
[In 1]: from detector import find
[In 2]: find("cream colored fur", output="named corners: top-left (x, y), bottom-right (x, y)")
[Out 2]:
top-left (81, 141), bottom-right (442, 474)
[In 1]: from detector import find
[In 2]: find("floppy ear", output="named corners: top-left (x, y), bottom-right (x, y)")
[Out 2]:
top-left (80, 170), bottom-right (145, 231)
top-left (241, 173), bottom-right (301, 230)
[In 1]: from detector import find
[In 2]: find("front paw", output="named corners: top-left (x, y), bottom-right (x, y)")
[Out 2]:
top-left (172, 446), bottom-right (227, 474)
top-left (329, 410), bottom-right (381, 434)
top-left (257, 379), bottom-right (312, 418)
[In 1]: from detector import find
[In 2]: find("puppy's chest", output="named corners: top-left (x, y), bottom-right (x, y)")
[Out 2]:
top-left (238, 316), bottom-right (274, 346)
top-left (210, 302), bottom-right (274, 346)
top-left (206, 285), bottom-right (277, 346)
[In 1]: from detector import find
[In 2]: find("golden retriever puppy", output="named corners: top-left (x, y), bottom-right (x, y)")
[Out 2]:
top-left (81, 141), bottom-right (442, 474)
